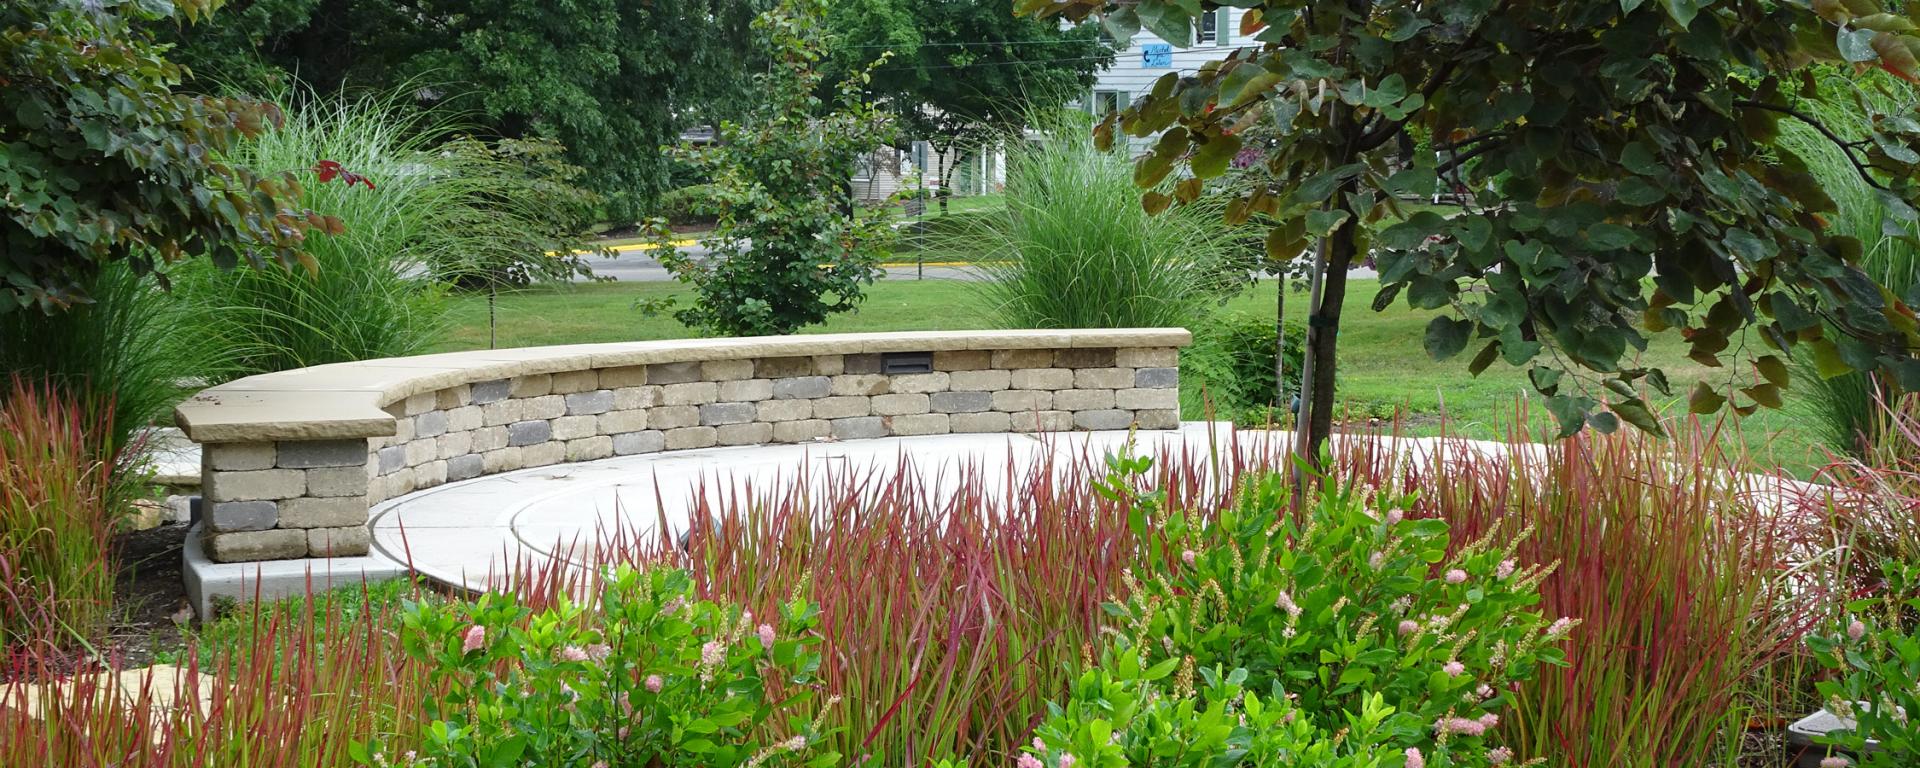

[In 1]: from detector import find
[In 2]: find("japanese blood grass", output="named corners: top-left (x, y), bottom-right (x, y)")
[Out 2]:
top-left (1332, 419), bottom-right (1818, 768)
top-left (0, 378), bottom-right (118, 650)
top-left (533, 440), bottom-right (1268, 767)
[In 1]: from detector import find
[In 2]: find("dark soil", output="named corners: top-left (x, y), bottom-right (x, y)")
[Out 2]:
top-left (103, 521), bottom-right (191, 667)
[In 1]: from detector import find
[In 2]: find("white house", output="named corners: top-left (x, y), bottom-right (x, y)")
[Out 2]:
top-left (1086, 8), bottom-right (1256, 145)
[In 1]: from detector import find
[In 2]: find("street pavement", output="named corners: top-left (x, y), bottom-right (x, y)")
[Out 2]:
top-left (578, 242), bottom-right (981, 282)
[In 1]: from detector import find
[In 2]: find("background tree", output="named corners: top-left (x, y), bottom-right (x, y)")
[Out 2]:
top-left (2, 0), bottom-right (337, 311)
top-left (825, 0), bottom-right (1116, 209)
top-left (158, 0), bottom-right (767, 220)
top-left (1020, 0), bottom-right (1920, 468)
top-left (647, 0), bottom-right (898, 337)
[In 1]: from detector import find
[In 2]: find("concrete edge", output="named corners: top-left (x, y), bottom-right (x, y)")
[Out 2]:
top-left (182, 523), bottom-right (409, 620)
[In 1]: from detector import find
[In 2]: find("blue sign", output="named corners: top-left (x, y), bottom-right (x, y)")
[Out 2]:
top-left (1141, 43), bottom-right (1172, 68)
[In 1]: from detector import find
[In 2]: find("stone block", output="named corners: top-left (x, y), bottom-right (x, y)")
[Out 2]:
top-left (887, 413), bottom-right (950, 436)
top-left (664, 426), bottom-right (718, 450)
top-left (811, 396), bottom-right (870, 419)
top-left (551, 370), bottom-right (600, 394)
top-left (482, 448), bottom-right (522, 474)
top-left (1135, 367), bottom-right (1180, 388)
top-left (888, 372), bottom-right (950, 394)
top-left (650, 405), bottom-right (700, 429)
top-left (1053, 389), bottom-right (1116, 411)
top-left (812, 355), bottom-right (845, 376)
top-left (1073, 409), bottom-right (1135, 431)
top-left (565, 436), bottom-right (613, 462)
top-left (600, 365), bottom-right (649, 388)
top-left (522, 441), bottom-right (565, 468)
top-left (993, 349), bottom-right (1055, 369)
top-left (1010, 368), bottom-right (1073, 390)
top-left (307, 466), bottom-right (370, 498)
top-left (404, 438), bottom-right (437, 467)
top-left (1074, 368), bottom-right (1135, 390)
top-left (930, 391), bottom-right (993, 413)
top-left (831, 416), bottom-right (887, 440)
top-left (700, 402), bottom-right (758, 426)
top-left (470, 379), bottom-right (512, 404)
top-left (719, 379), bottom-right (773, 402)
top-left (702, 359), bottom-right (755, 381)
top-left (482, 398), bottom-right (526, 426)
top-left (1118, 347), bottom-right (1180, 368)
top-left (445, 405), bottom-right (482, 432)
top-left (663, 382), bottom-right (719, 406)
top-left (414, 410), bottom-right (448, 439)
top-left (843, 353), bottom-right (884, 374)
top-left (306, 526), bottom-right (371, 558)
top-left (717, 422), bottom-right (774, 446)
top-left (508, 420), bottom-right (552, 446)
top-left (772, 376), bottom-right (831, 399)
top-left (206, 529), bottom-right (308, 563)
top-left (436, 385), bottom-right (471, 410)
top-left (872, 393), bottom-right (930, 416)
top-left (993, 390), bottom-right (1053, 412)
top-left (1012, 410), bottom-right (1074, 432)
top-left (773, 419), bottom-right (830, 443)
top-left (565, 389), bottom-right (615, 416)
top-left (755, 356), bottom-right (814, 378)
top-left (613, 431), bottom-right (666, 455)
top-left (614, 386), bottom-right (662, 410)
top-left (277, 439), bottom-right (367, 469)
top-left (648, 361), bottom-right (702, 384)
top-left (205, 469), bottom-right (304, 502)
top-left (1055, 348), bottom-right (1116, 368)
top-left (279, 496), bottom-right (366, 528)
top-left (447, 454), bottom-right (484, 482)
top-left (523, 395), bottom-right (567, 420)
top-left (552, 415), bottom-right (598, 440)
top-left (208, 443), bottom-right (275, 471)
top-left (756, 399), bottom-right (812, 422)
top-left (949, 369), bottom-right (1011, 391)
top-left (831, 374), bottom-right (889, 396)
top-left (598, 409), bottom-right (648, 434)
top-left (403, 392), bottom-right (437, 416)
top-left (1135, 409), bottom-right (1180, 430)
top-left (934, 350), bottom-right (991, 371)
top-left (951, 411), bottom-right (1013, 433)
top-left (510, 374), bottom-right (553, 398)
top-left (1116, 387), bottom-right (1180, 410)
top-left (471, 426), bottom-right (509, 452)
top-left (208, 501), bottom-right (276, 532)
top-left (377, 446), bottom-right (407, 474)
top-left (391, 418), bottom-right (415, 443)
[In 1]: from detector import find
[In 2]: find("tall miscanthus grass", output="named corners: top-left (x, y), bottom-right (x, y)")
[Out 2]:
top-left (952, 111), bottom-right (1243, 330)
top-left (1334, 420), bottom-right (1816, 768)
top-left (0, 378), bottom-right (118, 651)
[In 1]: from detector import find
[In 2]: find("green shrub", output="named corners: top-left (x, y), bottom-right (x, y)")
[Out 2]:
top-left (954, 112), bottom-right (1247, 331)
top-left (1180, 312), bottom-right (1305, 422)
top-left (363, 566), bottom-right (834, 768)
top-left (0, 378), bottom-right (118, 648)
top-left (1808, 560), bottom-right (1920, 767)
top-left (658, 183), bottom-right (723, 226)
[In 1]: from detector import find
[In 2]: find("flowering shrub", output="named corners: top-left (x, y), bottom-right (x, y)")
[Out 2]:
top-left (353, 567), bottom-right (836, 768)
top-left (1807, 560), bottom-right (1920, 767)
top-left (1093, 467), bottom-right (1571, 766)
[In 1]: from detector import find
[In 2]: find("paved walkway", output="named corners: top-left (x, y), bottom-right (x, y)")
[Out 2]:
top-left (370, 424), bottom-right (1239, 592)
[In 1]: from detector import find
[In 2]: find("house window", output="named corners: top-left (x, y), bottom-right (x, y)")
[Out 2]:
top-left (1195, 9), bottom-right (1230, 47)
top-left (852, 152), bottom-right (875, 182)
top-left (1092, 90), bottom-right (1129, 118)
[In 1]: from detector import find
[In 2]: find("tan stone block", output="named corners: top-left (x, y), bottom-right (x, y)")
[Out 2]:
top-left (1116, 388), bottom-right (1180, 410)
top-left (992, 349), bottom-right (1053, 369)
top-left (483, 448), bottom-right (523, 474)
top-left (664, 426), bottom-right (718, 450)
top-left (1117, 347), bottom-right (1180, 368)
top-left (811, 396), bottom-right (870, 419)
top-left (757, 399), bottom-right (812, 422)
top-left (598, 410), bottom-right (648, 434)
top-left (1012, 410), bottom-right (1073, 432)
top-left (404, 392), bottom-right (437, 416)
top-left (307, 466), bottom-right (369, 498)
top-left (951, 412), bottom-right (1012, 433)
top-left (1055, 348), bottom-right (1116, 368)
top-left (307, 526), bottom-right (370, 557)
top-left (391, 417), bottom-right (415, 442)
top-left (551, 370), bottom-right (600, 394)
top-left (523, 395), bottom-right (567, 419)
top-left (887, 413), bottom-right (950, 436)
top-left (614, 386), bottom-right (662, 410)
top-left (445, 405), bottom-right (482, 432)
top-left (753, 357), bottom-right (814, 378)
top-left (650, 405), bottom-right (700, 429)
top-left (511, 374), bottom-right (553, 398)
top-left (812, 355), bottom-right (845, 376)
top-left (206, 529), bottom-right (308, 563)
top-left (934, 350), bottom-right (991, 371)
top-left (436, 385), bottom-right (471, 410)
top-left (1075, 368), bottom-right (1136, 390)
top-left (993, 390), bottom-right (1053, 412)
top-left (949, 369), bottom-right (1011, 391)
top-left (599, 365), bottom-right (649, 388)
top-left (831, 374), bottom-right (889, 396)
top-left (437, 431), bottom-right (474, 460)
top-left (872, 393), bottom-right (930, 416)
top-left (405, 438), bottom-right (437, 467)
top-left (279, 496), bottom-right (367, 528)
top-left (522, 441), bottom-right (565, 468)
top-left (1135, 409), bottom-right (1180, 430)
top-left (701, 359), bottom-right (755, 381)
top-left (482, 399), bottom-right (526, 426)
top-left (889, 372), bottom-right (950, 394)
top-left (773, 419), bottom-right (830, 443)
top-left (663, 382), bottom-right (719, 406)
top-left (566, 436), bottom-right (614, 462)
top-left (717, 422), bottom-right (773, 446)
top-left (418, 459), bottom-right (448, 488)
top-left (471, 426), bottom-right (509, 452)
top-left (720, 379), bottom-right (773, 402)
top-left (552, 415), bottom-right (598, 441)
top-left (205, 469), bottom-right (304, 502)
top-left (1053, 389), bottom-right (1116, 411)
top-left (1010, 368), bottom-right (1074, 390)
top-left (208, 442), bottom-right (276, 471)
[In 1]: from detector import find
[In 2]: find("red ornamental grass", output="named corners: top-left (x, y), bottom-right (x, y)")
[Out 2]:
top-left (0, 376), bottom-right (118, 653)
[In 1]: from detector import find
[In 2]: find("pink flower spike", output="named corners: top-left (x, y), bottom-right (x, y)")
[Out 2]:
top-left (1445, 569), bottom-right (1468, 584)
top-left (758, 623), bottom-right (776, 651)
top-left (644, 674), bottom-right (664, 693)
top-left (1181, 549), bottom-right (1197, 566)
top-left (1058, 754), bottom-right (1075, 768)
top-left (1017, 756), bottom-right (1043, 768)
top-left (1497, 559), bottom-right (1516, 579)
top-left (1477, 712), bottom-right (1499, 729)
top-left (461, 625), bottom-right (486, 654)
top-left (1820, 757), bottom-right (1851, 768)
top-left (559, 645), bottom-right (589, 662)
top-left (588, 643), bottom-right (611, 661)
top-left (1848, 620), bottom-right (1867, 641)
top-left (1404, 747), bottom-right (1426, 768)
top-left (1386, 509), bottom-right (1404, 525)
top-left (1443, 661), bottom-right (1465, 677)
top-left (1488, 747), bottom-right (1513, 765)
top-left (1398, 619), bottom-right (1419, 636)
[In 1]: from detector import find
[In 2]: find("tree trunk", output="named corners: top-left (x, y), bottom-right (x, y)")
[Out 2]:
top-left (1301, 216), bottom-right (1359, 469)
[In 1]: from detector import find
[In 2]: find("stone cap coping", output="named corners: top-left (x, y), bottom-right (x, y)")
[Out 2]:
top-left (175, 329), bottom-right (1192, 443)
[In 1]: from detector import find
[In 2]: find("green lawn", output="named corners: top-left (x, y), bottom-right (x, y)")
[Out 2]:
top-left (436, 277), bottom-right (1822, 473)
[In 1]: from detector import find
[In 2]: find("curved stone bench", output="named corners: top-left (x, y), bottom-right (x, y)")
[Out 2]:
top-left (177, 329), bottom-right (1190, 564)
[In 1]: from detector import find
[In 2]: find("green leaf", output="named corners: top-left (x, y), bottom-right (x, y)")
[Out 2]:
top-left (1424, 316), bottom-right (1474, 361)
top-left (1661, 0), bottom-right (1702, 27)
top-left (1689, 381), bottom-right (1727, 414)
top-left (1610, 397), bottom-right (1667, 436)
top-left (1137, 4), bottom-right (1195, 49)
top-left (1839, 27), bottom-right (1880, 62)
top-left (1756, 355), bottom-right (1790, 387)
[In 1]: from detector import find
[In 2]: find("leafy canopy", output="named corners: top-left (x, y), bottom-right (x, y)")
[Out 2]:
top-left (1022, 0), bottom-right (1920, 438)
top-left (1, 0), bottom-right (338, 311)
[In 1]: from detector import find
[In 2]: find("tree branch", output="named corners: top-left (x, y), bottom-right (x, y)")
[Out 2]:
top-left (1436, 138), bottom-right (1506, 177)
top-left (1735, 99), bottom-right (1889, 191)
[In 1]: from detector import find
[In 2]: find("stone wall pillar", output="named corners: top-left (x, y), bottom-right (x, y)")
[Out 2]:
top-left (201, 438), bottom-right (371, 563)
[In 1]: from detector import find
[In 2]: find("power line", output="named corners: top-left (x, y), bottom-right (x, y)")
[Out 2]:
top-left (875, 54), bottom-right (1116, 72)
top-left (840, 38), bottom-right (1113, 50)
